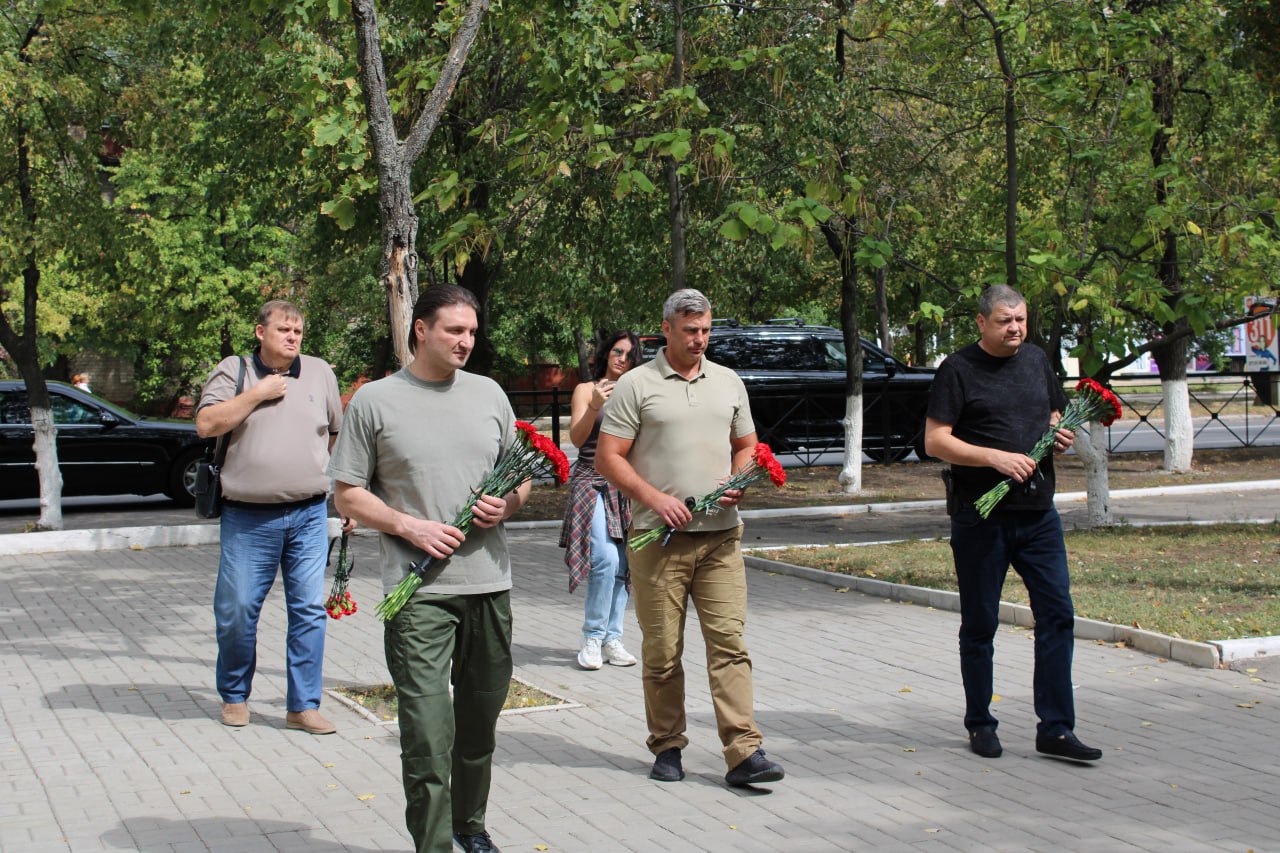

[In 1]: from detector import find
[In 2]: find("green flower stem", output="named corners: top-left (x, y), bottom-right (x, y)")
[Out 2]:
top-left (974, 388), bottom-right (1117, 519)
top-left (375, 443), bottom-right (562, 622)
top-left (628, 461), bottom-right (769, 552)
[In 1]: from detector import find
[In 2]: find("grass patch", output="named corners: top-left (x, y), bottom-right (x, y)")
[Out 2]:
top-left (772, 522), bottom-right (1280, 643)
top-left (333, 678), bottom-right (565, 722)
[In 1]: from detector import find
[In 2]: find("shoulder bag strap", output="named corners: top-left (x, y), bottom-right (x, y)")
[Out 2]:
top-left (211, 357), bottom-right (247, 467)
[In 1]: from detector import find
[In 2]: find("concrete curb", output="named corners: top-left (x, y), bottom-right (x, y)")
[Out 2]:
top-left (743, 552), bottom-right (1226, 669)
top-left (0, 517), bottom-right (351, 557)
top-left (5, 478), bottom-right (1276, 555)
top-left (0, 523), bottom-right (222, 556)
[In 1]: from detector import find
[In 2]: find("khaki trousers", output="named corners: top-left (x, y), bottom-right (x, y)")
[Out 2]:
top-left (627, 525), bottom-right (762, 768)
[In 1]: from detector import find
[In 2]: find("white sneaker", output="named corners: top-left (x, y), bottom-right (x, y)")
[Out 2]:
top-left (602, 638), bottom-right (637, 667)
top-left (577, 636), bottom-right (603, 670)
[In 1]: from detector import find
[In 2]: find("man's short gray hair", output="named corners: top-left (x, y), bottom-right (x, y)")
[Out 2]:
top-left (978, 285), bottom-right (1025, 317)
top-left (662, 288), bottom-right (712, 322)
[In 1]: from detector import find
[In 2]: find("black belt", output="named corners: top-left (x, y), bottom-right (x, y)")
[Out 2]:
top-left (222, 494), bottom-right (326, 510)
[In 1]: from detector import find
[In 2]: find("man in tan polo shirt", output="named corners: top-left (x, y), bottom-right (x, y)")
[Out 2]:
top-left (596, 288), bottom-right (785, 788)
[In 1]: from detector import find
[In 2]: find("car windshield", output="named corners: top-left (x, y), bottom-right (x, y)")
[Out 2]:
top-left (711, 336), bottom-right (827, 371)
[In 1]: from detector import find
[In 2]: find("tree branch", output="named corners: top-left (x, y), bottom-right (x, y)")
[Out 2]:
top-left (403, 0), bottom-right (491, 166)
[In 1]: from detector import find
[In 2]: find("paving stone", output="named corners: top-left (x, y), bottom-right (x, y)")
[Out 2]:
top-left (2, 504), bottom-right (1279, 852)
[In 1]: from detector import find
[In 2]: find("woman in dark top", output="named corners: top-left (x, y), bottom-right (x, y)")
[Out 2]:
top-left (559, 330), bottom-right (641, 670)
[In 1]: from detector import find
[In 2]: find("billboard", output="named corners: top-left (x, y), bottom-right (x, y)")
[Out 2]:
top-left (1244, 296), bottom-right (1278, 372)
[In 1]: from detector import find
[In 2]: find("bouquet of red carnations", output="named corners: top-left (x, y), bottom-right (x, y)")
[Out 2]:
top-left (375, 421), bottom-right (571, 621)
top-left (974, 378), bottom-right (1123, 518)
top-left (325, 528), bottom-right (357, 619)
top-left (629, 443), bottom-right (787, 551)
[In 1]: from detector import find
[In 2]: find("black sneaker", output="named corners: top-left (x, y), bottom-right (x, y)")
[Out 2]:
top-left (649, 747), bottom-right (685, 782)
top-left (453, 830), bottom-right (501, 852)
top-left (1036, 731), bottom-right (1103, 762)
top-left (969, 726), bottom-right (1003, 758)
top-left (725, 748), bottom-right (785, 787)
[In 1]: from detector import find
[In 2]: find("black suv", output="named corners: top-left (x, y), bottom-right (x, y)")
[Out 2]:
top-left (0, 380), bottom-right (213, 505)
top-left (641, 321), bottom-right (936, 461)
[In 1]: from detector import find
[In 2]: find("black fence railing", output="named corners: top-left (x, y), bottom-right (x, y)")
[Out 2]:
top-left (507, 388), bottom-right (565, 449)
top-left (1091, 371), bottom-right (1279, 452)
top-left (506, 371), bottom-right (1280, 470)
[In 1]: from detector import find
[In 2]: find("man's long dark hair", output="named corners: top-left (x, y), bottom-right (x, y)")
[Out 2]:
top-left (592, 330), bottom-right (641, 381)
top-left (407, 285), bottom-right (481, 354)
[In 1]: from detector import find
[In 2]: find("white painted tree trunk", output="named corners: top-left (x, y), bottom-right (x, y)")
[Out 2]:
top-left (1073, 420), bottom-right (1112, 527)
top-left (31, 405), bottom-right (63, 531)
top-left (838, 391), bottom-right (864, 494)
top-left (1161, 377), bottom-right (1193, 472)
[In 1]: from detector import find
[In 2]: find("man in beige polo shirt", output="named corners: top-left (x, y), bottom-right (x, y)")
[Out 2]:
top-left (196, 300), bottom-right (344, 734)
top-left (596, 288), bottom-right (785, 788)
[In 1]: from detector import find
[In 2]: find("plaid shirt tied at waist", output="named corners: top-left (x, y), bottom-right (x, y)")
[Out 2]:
top-left (558, 459), bottom-right (631, 592)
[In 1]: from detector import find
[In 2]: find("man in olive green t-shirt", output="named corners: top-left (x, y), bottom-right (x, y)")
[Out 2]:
top-left (329, 285), bottom-right (529, 853)
top-left (597, 288), bottom-right (786, 790)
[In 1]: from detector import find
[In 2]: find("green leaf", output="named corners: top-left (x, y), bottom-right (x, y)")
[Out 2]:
top-left (320, 197), bottom-right (357, 230)
top-left (614, 171), bottom-right (633, 199)
top-left (719, 219), bottom-right (749, 240)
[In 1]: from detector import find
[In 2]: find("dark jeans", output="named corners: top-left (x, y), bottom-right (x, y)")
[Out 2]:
top-left (384, 591), bottom-right (513, 853)
top-left (949, 506), bottom-right (1075, 738)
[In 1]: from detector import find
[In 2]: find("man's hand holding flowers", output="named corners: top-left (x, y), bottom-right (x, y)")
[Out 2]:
top-left (375, 420), bottom-right (571, 621)
top-left (630, 443), bottom-right (787, 551)
top-left (974, 379), bottom-right (1121, 517)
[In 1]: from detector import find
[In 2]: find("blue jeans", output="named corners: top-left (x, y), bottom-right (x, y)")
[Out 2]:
top-left (949, 506), bottom-right (1075, 738)
top-left (214, 499), bottom-right (329, 712)
top-left (581, 493), bottom-right (629, 643)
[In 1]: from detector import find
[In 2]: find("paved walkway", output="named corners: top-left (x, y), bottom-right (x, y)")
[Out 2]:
top-left (3, 501), bottom-right (1279, 851)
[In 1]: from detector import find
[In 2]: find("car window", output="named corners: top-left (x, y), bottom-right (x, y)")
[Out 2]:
top-left (0, 391), bottom-right (30, 425)
top-left (861, 343), bottom-right (887, 373)
top-left (821, 340), bottom-right (846, 370)
top-left (711, 336), bottom-right (824, 370)
top-left (51, 394), bottom-right (101, 424)
top-left (0, 391), bottom-right (102, 424)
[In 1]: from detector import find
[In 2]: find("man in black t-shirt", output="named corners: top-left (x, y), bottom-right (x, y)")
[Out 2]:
top-left (924, 285), bottom-right (1103, 764)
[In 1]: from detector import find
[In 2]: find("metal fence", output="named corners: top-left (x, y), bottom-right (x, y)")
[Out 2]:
top-left (508, 371), bottom-right (1280, 468)
top-left (1097, 371), bottom-right (1279, 452)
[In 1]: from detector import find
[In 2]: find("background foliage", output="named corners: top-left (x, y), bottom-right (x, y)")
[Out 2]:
top-left (3, 0), bottom-right (1276, 411)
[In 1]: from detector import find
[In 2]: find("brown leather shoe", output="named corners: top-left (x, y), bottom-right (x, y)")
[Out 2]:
top-left (221, 702), bottom-right (249, 727)
top-left (285, 709), bottom-right (336, 735)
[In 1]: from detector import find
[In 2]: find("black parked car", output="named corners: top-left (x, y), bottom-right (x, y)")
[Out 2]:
top-left (0, 381), bottom-right (214, 505)
top-left (641, 320), bottom-right (936, 461)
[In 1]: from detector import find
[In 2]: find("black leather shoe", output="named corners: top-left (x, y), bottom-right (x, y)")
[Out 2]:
top-left (968, 726), bottom-right (1002, 758)
top-left (725, 748), bottom-right (785, 787)
top-left (453, 830), bottom-right (500, 852)
top-left (1036, 731), bottom-right (1103, 762)
top-left (649, 747), bottom-right (685, 782)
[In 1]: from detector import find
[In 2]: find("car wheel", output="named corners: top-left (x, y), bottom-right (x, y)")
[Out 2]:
top-left (167, 448), bottom-right (205, 507)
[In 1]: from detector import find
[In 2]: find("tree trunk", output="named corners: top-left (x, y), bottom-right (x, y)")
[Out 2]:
top-left (379, 180), bottom-right (420, 369)
top-left (1148, 37), bottom-right (1191, 473)
top-left (1074, 420), bottom-right (1111, 527)
top-left (969, 0), bottom-right (1019, 287)
top-left (574, 329), bottom-right (592, 381)
top-left (351, 0), bottom-right (491, 368)
top-left (874, 265), bottom-right (891, 352)
top-left (665, 0), bottom-right (687, 291)
top-left (0, 94), bottom-right (63, 530)
top-left (1155, 341), bottom-right (1193, 472)
top-left (457, 251), bottom-right (498, 375)
top-left (823, 216), bottom-right (864, 495)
